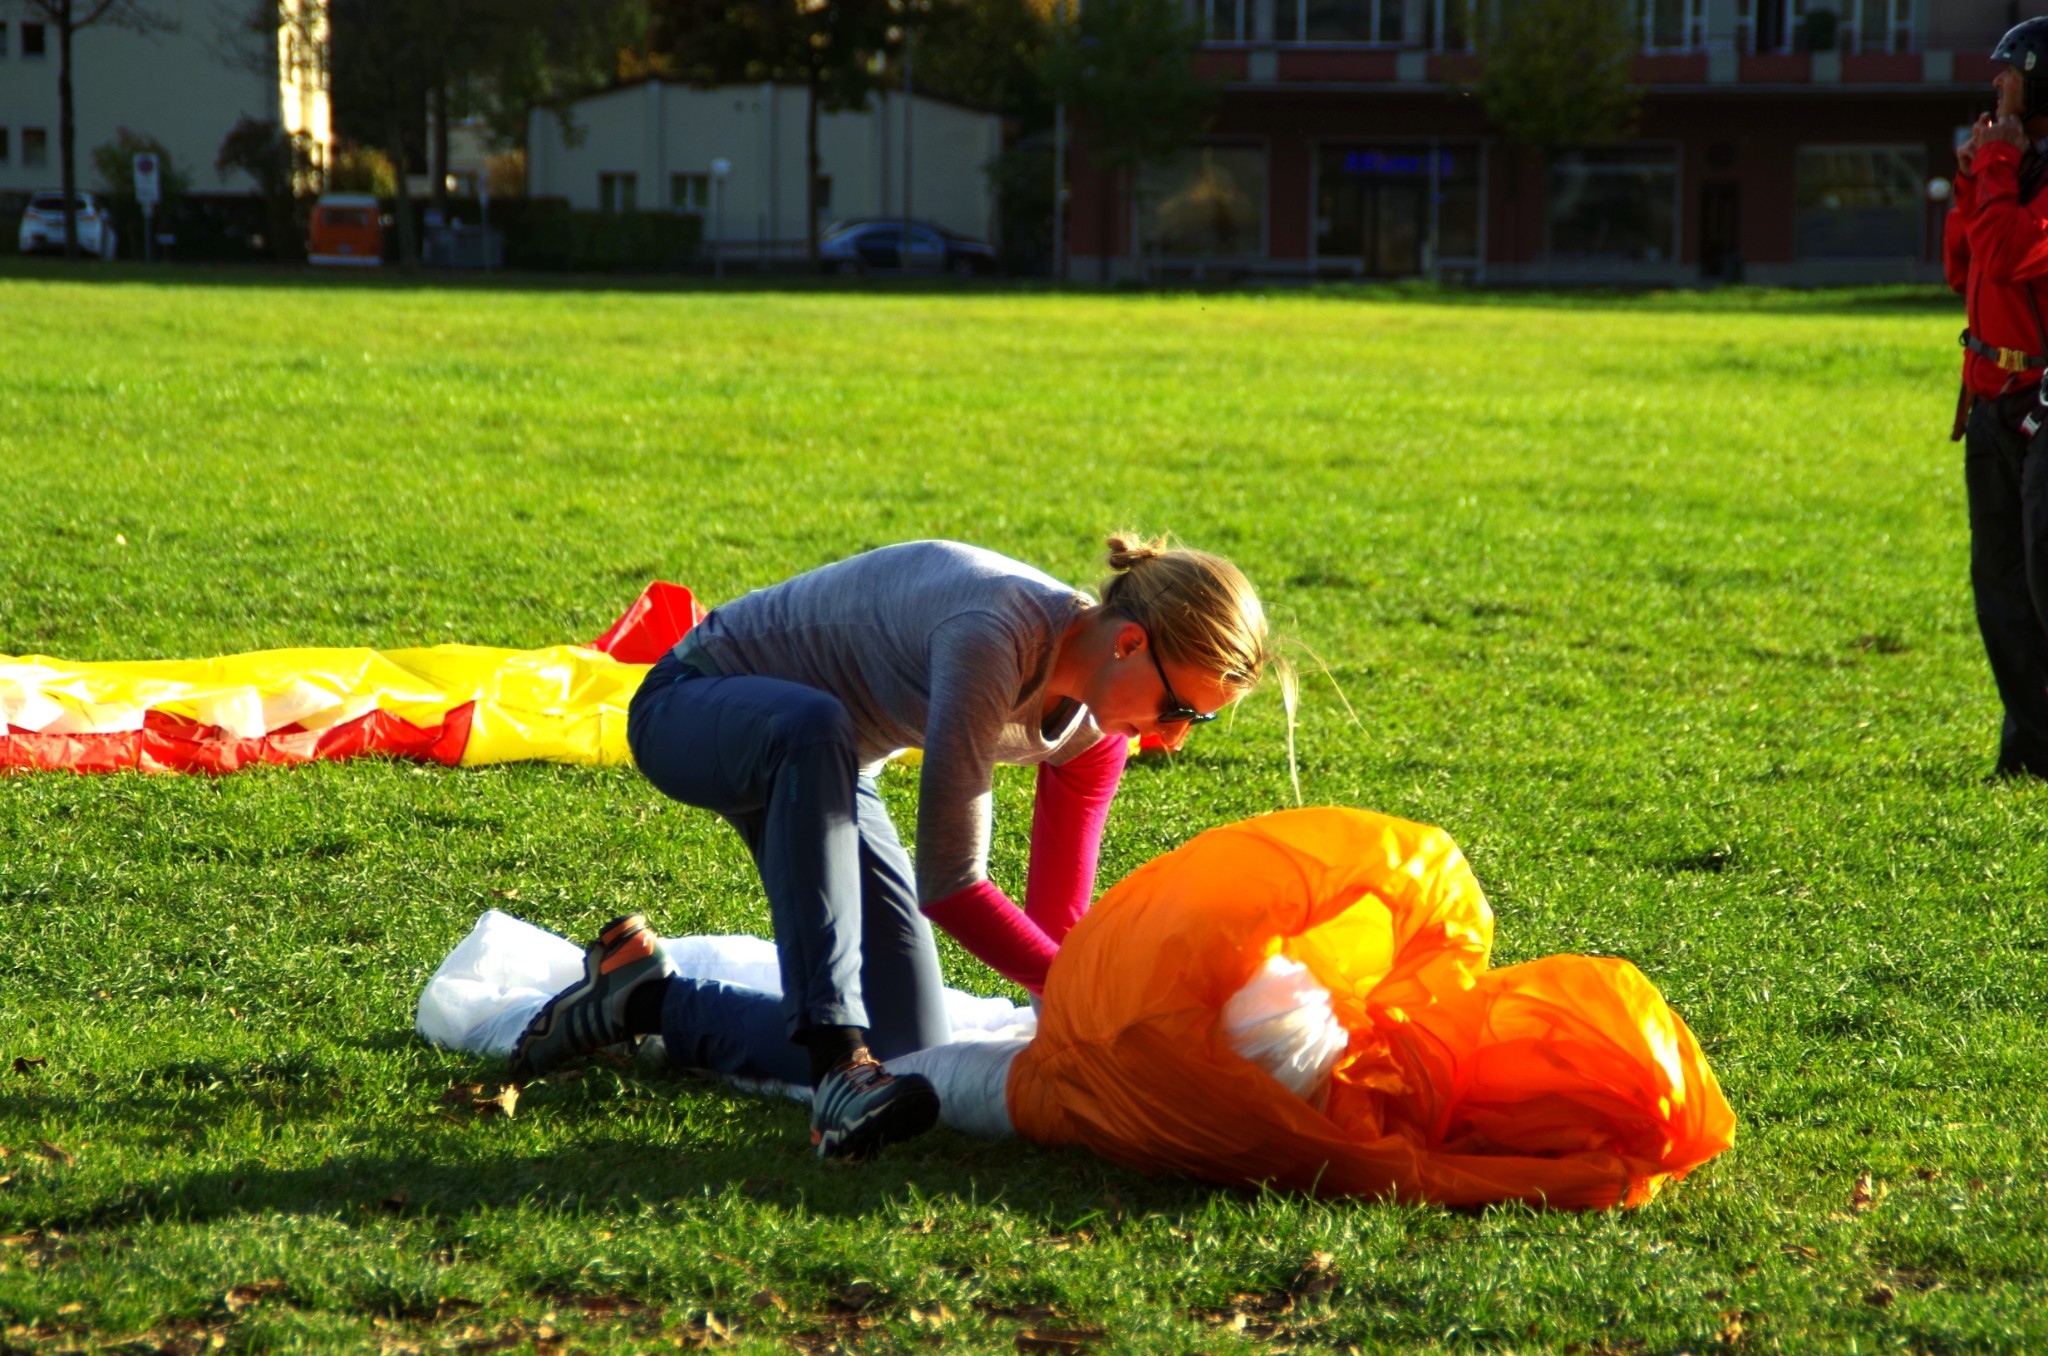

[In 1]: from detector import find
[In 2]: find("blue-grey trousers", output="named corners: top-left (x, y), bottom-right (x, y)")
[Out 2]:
top-left (626, 650), bottom-right (951, 1085)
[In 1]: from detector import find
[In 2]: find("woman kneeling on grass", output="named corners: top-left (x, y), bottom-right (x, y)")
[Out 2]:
top-left (511, 534), bottom-right (1270, 1159)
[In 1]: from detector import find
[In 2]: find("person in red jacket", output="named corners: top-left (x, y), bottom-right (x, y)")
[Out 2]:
top-left (1946, 16), bottom-right (2048, 781)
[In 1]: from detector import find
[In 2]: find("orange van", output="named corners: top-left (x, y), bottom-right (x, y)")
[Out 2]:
top-left (308, 193), bottom-right (385, 266)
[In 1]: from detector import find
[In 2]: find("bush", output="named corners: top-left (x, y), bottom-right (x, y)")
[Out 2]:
top-left (487, 199), bottom-right (703, 272)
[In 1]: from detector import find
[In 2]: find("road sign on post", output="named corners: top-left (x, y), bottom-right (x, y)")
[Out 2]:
top-left (134, 153), bottom-right (160, 264)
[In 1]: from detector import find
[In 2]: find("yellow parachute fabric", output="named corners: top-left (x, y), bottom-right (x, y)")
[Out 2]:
top-left (1008, 807), bottom-right (1735, 1209)
top-left (0, 645), bottom-right (650, 771)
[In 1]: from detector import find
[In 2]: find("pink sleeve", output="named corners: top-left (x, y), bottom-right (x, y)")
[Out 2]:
top-left (1023, 734), bottom-right (1129, 944)
top-left (922, 878), bottom-right (1059, 997)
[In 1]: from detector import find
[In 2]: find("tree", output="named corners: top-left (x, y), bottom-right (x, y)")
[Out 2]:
top-left (1473, 0), bottom-right (1638, 151)
top-left (1472, 0), bottom-right (1639, 266)
top-left (1041, 0), bottom-right (1219, 281)
top-left (649, 0), bottom-right (901, 266)
top-left (17, 0), bottom-right (176, 259)
top-left (90, 125), bottom-right (188, 252)
top-left (907, 0), bottom-right (1052, 127)
top-left (329, 0), bottom-right (644, 265)
top-left (217, 116), bottom-right (316, 259)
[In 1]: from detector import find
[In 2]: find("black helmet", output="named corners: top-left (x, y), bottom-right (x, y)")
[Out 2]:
top-left (1992, 17), bottom-right (2048, 119)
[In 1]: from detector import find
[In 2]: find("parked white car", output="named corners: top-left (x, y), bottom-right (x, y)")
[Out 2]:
top-left (17, 191), bottom-right (119, 259)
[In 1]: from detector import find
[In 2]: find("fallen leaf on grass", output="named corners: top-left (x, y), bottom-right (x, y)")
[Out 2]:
top-left (1866, 1283), bottom-right (1896, 1308)
top-left (749, 1290), bottom-right (787, 1313)
top-left (12, 1057), bottom-right (48, 1076)
top-left (223, 1280), bottom-right (290, 1314)
top-left (1779, 1243), bottom-right (1819, 1262)
top-left (55, 1302), bottom-right (82, 1316)
top-left (441, 1083), bottom-right (519, 1119)
top-left (1912, 1165), bottom-right (1942, 1182)
top-left (1017, 1328), bottom-right (1105, 1354)
top-left (1717, 1309), bottom-right (1750, 1345)
top-left (831, 1281), bottom-right (881, 1312)
top-left (474, 1085), bottom-right (519, 1118)
top-left (35, 1141), bottom-right (73, 1167)
top-left (906, 1304), bottom-right (955, 1328)
top-left (1289, 1250), bottom-right (1342, 1301)
top-left (1849, 1173), bottom-right (1876, 1213)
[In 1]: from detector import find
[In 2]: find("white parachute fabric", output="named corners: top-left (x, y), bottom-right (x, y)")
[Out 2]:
top-left (417, 913), bottom-right (1344, 1137)
top-left (1217, 954), bottom-right (1350, 1108)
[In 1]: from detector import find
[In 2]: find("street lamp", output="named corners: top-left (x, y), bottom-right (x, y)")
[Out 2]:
top-left (711, 157), bottom-right (731, 277)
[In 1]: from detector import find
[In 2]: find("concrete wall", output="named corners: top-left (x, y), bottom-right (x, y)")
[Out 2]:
top-left (0, 0), bottom-right (325, 196)
top-left (528, 81), bottom-right (1002, 249)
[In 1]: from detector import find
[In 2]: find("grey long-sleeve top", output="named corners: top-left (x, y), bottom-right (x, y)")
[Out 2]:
top-left (672, 540), bottom-right (1104, 903)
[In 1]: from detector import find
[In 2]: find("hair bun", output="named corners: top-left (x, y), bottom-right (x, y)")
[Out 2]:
top-left (1104, 531), bottom-right (1170, 572)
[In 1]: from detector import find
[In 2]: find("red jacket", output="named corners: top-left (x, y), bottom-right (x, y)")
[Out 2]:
top-left (1947, 139), bottom-right (2048, 401)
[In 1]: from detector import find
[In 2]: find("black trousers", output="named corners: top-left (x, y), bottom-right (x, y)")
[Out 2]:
top-left (1964, 398), bottom-right (2048, 774)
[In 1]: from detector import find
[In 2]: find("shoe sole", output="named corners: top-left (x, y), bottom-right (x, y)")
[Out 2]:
top-left (812, 1076), bottom-right (941, 1161)
top-left (511, 914), bottom-right (650, 1078)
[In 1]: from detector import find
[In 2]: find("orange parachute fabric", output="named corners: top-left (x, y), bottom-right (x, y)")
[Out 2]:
top-left (1009, 807), bottom-right (1735, 1209)
top-left (0, 582), bottom-right (703, 775)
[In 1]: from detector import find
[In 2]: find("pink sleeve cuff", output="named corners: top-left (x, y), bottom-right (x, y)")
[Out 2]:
top-left (922, 878), bottom-right (1058, 996)
top-left (1024, 734), bottom-right (1129, 944)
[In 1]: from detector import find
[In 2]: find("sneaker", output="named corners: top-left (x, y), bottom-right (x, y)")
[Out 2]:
top-left (510, 914), bottom-right (677, 1078)
top-left (809, 1054), bottom-right (940, 1161)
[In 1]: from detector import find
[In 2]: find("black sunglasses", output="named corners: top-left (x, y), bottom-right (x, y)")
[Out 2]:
top-left (1140, 639), bottom-right (1219, 726)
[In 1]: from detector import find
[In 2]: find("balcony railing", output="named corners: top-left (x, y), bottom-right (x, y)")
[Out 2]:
top-left (1195, 0), bottom-right (2002, 56)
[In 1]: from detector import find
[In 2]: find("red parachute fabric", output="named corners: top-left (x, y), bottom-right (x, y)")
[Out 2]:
top-left (587, 581), bottom-right (707, 661)
top-left (0, 705), bottom-right (474, 775)
top-left (1008, 807), bottom-right (1735, 1209)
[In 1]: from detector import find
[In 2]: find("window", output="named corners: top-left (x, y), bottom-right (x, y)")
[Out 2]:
top-left (1316, 144), bottom-right (1480, 274)
top-left (671, 172), bottom-right (709, 212)
top-left (1137, 145), bottom-right (1267, 257)
top-left (1548, 146), bottom-right (1679, 262)
top-left (1640, 0), bottom-right (1704, 50)
top-left (1795, 146), bottom-right (1922, 259)
top-left (1276, 0), bottom-right (1408, 42)
top-left (1206, 0), bottom-right (1249, 41)
top-left (1425, 0), bottom-right (1473, 51)
top-left (598, 172), bottom-right (637, 213)
top-left (23, 127), bottom-right (48, 168)
top-left (21, 22), bottom-right (44, 57)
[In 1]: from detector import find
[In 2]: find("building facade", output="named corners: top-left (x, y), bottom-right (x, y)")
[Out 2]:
top-left (1069, 0), bottom-right (2017, 284)
top-left (528, 80), bottom-right (1003, 261)
top-left (0, 0), bottom-right (330, 199)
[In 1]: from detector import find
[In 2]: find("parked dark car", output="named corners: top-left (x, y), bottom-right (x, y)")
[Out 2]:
top-left (818, 220), bottom-right (997, 277)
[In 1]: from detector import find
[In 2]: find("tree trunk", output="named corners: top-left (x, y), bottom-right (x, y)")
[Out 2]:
top-left (58, 0), bottom-right (79, 259)
top-left (430, 79), bottom-right (450, 223)
top-left (389, 123), bottom-right (419, 268)
top-left (1097, 160), bottom-right (1112, 284)
top-left (805, 71), bottom-right (820, 269)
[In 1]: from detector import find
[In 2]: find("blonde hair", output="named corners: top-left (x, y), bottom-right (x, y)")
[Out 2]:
top-left (1099, 531), bottom-right (1309, 802)
top-left (1097, 531), bottom-right (1269, 693)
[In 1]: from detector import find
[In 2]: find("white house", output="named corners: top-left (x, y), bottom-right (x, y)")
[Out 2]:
top-left (0, 0), bottom-right (330, 197)
top-left (527, 79), bottom-right (1002, 259)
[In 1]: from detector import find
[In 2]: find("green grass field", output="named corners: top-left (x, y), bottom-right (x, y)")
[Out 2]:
top-left (1, 262), bottom-right (2043, 1355)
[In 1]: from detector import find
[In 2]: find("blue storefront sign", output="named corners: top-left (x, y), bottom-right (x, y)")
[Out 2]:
top-left (1342, 150), bottom-right (1456, 178)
